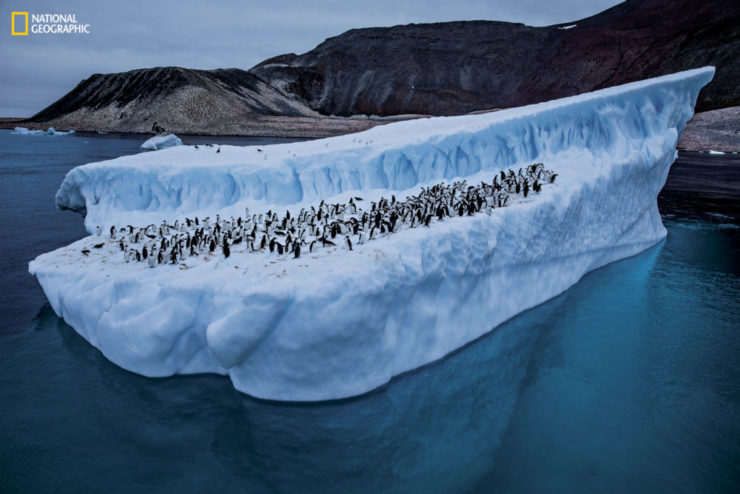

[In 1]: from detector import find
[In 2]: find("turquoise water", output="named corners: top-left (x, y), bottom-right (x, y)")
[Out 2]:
top-left (0, 130), bottom-right (738, 492)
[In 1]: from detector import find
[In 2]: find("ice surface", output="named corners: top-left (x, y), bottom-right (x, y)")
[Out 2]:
top-left (32, 67), bottom-right (713, 401)
top-left (12, 126), bottom-right (75, 136)
top-left (140, 133), bottom-right (183, 151)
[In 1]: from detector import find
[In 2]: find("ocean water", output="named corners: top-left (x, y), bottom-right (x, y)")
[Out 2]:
top-left (0, 130), bottom-right (738, 493)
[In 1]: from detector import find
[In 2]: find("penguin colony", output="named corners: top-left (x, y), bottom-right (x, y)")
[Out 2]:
top-left (89, 163), bottom-right (557, 267)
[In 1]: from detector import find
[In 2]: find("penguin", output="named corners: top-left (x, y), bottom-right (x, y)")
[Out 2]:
top-left (217, 147), bottom-right (221, 153)
top-left (96, 226), bottom-right (101, 236)
top-left (294, 242), bottom-right (301, 258)
top-left (345, 235), bottom-right (353, 251)
top-left (148, 251), bottom-right (156, 268)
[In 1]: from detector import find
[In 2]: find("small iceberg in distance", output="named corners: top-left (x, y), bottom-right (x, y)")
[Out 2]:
top-left (141, 133), bottom-right (183, 151)
top-left (13, 126), bottom-right (75, 136)
top-left (33, 68), bottom-right (714, 401)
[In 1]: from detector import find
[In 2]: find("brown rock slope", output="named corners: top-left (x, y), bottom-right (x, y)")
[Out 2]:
top-left (252, 0), bottom-right (738, 116)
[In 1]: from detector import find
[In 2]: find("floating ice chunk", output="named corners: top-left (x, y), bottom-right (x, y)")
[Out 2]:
top-left (12, 126), bottom-right (75, 136)
top-left (46, 127), bottom-right (75, 135)
top-left (33, 67), bottom-right (714, 401)
top-left (140, 134), bottom-right (183, 151)
top-left (12, 126), bottom-right (41, 135)
top-left (558, 24), bottom-right (577, 29)
top-left (708, 149), bottom-right (725, 155)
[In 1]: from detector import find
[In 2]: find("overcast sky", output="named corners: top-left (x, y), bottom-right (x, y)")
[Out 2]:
top-left (1, 0), bottom-right (622, 116)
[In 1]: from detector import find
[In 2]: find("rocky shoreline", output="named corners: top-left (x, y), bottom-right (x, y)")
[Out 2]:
top-left (676, 106), bottom-right (740, 153)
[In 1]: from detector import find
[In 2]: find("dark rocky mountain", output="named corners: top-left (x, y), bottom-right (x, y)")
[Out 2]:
top-left (32, 66), bottom-right (318, 122)
top-left (251, 0), bottom-right (738, 116)
top-left (18, 0), bottom-right (739, 137)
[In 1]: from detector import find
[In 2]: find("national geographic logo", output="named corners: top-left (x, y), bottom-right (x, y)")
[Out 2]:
top-left (11, 12), bottom-right (27, 35)
top-left (11, 12), bottom-right (90, 35)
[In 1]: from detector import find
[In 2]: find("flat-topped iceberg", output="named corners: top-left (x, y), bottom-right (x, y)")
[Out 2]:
top-left (32, 67), bottom-right (713, 401)
top-left (13, 126), bottom-right (75, 136)
top-left (140, 133), bottom-right (183, 151)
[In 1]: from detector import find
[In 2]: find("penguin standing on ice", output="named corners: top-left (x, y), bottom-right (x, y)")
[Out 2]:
top-left (222, 238), bottom-right (230, 258)
top-left (345, 235), bottom-right (353, 251)
top-left (96, 226), bottom-right (101, 236)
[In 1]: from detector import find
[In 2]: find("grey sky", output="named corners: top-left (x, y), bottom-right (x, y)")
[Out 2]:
top-left (1, 0), bottom-right (622, 116)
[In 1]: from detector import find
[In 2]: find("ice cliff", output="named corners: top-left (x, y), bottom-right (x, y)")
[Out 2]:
top-left (32, 67), bottom-right (713, 401)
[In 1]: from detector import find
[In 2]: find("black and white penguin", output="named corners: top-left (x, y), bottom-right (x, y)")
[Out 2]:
top-left (345, 235), bottom-right (352, 251)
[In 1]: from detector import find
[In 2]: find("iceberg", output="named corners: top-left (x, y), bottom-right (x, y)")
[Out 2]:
top-left (12, 126), bottom-right (75, 136)
top-left (32, 67), bottom-right (713, 401)
top-left (140, 133), bottom-right (183, 151)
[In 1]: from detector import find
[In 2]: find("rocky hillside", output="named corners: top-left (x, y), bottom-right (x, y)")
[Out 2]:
top-left (251, 0), bottom-right (739, 116)
top-left (20, 0), bottom-right (739, 136)
top-left (28, 67), bottom-right (337, 135)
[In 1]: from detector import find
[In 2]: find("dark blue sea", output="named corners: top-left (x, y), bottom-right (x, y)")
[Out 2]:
top-left (1, 130), bottom-right (738, 493)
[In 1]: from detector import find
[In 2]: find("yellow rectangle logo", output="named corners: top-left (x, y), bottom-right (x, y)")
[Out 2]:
top-left (12, 12), bottom-right (28, 35)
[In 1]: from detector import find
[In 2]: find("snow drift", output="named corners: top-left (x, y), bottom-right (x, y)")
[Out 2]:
top-left (32, 67), bottom-right (713, 401)
top-left (140, 133), bottom-right (183, 151)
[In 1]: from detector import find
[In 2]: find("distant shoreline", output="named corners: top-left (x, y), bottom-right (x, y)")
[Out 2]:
top-left (1, 106), bottom-right (737, 152)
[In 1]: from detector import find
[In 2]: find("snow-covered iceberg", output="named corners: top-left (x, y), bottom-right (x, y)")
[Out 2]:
top-left (13, 126), bottom-right (75, 136)
top-left (140, 133), bottom-right (183, 151)
top-left (32, 67), bottom-right (713, 401)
